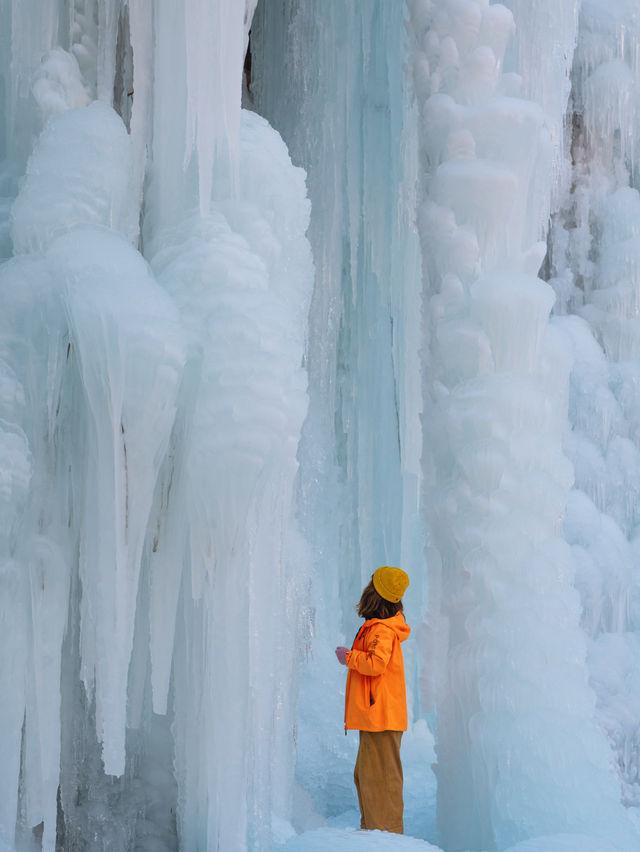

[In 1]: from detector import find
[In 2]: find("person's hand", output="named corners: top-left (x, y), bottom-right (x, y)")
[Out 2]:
top-left (335, 646), bottom-right (348, 665)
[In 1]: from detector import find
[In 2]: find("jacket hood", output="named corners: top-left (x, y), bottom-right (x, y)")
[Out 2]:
top-left (364, 611), bottom-right (411, 642)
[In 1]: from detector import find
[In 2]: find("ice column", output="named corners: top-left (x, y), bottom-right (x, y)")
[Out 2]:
top-left (546, 0), bottom-right (640, 812)
top-left (139, 3), bottom-right (314, 846)
top-left (145, 108), bottom-right (313, 850)
top-left (410, 0), bottom-right (638, 848)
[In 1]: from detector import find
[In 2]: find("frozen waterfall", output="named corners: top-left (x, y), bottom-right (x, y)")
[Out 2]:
top-left (2, 1), bottom-right (640, 851)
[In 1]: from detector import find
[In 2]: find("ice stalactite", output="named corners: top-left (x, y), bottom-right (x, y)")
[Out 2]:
top-left (409, 0), bottom-right (638, 849)
top-left (10, 95), bottom-right (186, 784)
top-left (1, 91), bottom-right (185, 848)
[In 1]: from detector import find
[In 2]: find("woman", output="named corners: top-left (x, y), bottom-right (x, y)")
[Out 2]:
top-left (335, 565), bottom-right (410, 834)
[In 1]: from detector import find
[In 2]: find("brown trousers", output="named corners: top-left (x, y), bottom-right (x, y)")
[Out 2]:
top-left (353, 730), bottom-right (404, 834)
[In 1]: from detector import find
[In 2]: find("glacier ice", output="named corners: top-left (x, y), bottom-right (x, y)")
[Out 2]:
top-left (2, 0), bottom-right (640, 851)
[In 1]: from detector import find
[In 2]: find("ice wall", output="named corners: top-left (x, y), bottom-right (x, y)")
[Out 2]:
top-left (254, 0), bottom-right (640, 845)
top-left (547, 0), bottom-right (640, 815)
top-left (0, 2), bottom-right (312, 850)
top-left (252, 0), bottom-right (425, 632)
top-left (4, 0), bottom-right (640, 850)
top-left (251, 0), bottom-right (431, 833)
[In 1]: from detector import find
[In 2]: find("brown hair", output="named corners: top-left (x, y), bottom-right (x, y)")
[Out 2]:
top-left (357, 577), bottom-right (404, 621)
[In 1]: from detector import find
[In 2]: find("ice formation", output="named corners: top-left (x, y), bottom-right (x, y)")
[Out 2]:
top-left (1, 3), bottom-right (311, 851)
top-left (404, 1), bottom-right (636, 850)
top-left (2, 1), bottom-right (640, 851)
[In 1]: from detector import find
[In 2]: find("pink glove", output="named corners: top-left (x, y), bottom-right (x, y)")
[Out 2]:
top-left (335, 646), bottom-right (348, 665)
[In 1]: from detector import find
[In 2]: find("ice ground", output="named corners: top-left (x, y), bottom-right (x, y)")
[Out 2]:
top-left (278, 827), bottom-right (440, 852)
top-left (277, 830), bottom-right (625, 852)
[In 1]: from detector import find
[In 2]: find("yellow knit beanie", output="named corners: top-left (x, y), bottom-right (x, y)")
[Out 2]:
top-left (373, 566), bottom-right (409, 603)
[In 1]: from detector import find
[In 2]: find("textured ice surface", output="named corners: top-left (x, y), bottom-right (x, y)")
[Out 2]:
top-left (502, 837), bottom-right (626, 852)
top-left (144, 109), bottom-right (312, 850)
top-left (252, 2), bottom-right (431, 842)
top-left (278, 829), bottom-right (626, 852)
top-left (408, 0), bottom-right (640, 849)
top-left (278, 828), bottom-right (440, 851)
top-left (32, 47), bottom-right (90, 117)
top-left (0, 3), bottom-right (313, 844)
top-left (546, 0), bottom-right (640, 819)
top-left (11, 100), bottom-right (138, 251)
top-left (3, 0), bottom-right (640, 850)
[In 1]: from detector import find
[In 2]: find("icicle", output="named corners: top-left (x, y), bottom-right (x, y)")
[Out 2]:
top-left (184, 0), bottom-right (244, 212)
top-left (127, 0), bottom-right (154, 234)
top-left (96, 0), bottom-right (120, 103)
top-left (55, 225), bottom-right (185, 776)
top-left (2, 0), bottom-right (59, 165)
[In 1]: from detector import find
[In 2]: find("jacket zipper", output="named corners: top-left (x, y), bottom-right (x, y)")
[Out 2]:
top-left (345, 625), bottom-right (366, 734)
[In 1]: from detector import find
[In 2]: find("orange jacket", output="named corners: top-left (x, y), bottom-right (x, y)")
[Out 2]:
top-left (344, 612), bottom-right (411, 732)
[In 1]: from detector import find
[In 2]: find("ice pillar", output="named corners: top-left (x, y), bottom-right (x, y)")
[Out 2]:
top-left (409, 0), bottom-right (638, 848)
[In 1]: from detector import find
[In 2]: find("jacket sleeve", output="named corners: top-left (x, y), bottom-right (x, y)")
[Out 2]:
top-left (345, 625), bottom-right (394, 676)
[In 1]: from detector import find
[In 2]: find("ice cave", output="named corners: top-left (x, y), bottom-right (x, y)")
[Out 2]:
top-left (2, 0), bottom-right (640, 850)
